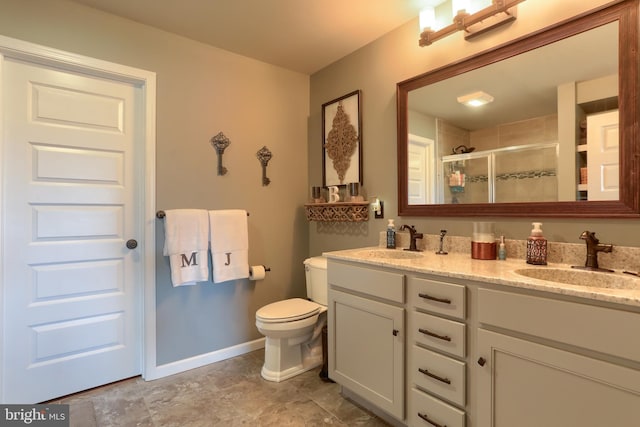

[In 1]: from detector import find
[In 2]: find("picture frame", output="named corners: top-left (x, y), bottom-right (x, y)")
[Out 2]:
top-left (322, 90), bottom-right (362, 187)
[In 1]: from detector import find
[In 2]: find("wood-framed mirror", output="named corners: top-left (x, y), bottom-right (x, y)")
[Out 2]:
top-left (397, 0), bottom-right (639, 218)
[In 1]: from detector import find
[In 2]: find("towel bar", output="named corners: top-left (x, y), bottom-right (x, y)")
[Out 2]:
top-left (156, 210), bottom-right (249, 219)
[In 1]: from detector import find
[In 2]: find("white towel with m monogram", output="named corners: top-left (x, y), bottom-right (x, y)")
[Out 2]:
top-left (163, 209), bottom-right (210, 286)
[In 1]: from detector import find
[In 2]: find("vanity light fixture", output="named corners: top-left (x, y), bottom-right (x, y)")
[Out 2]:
top-left (419, 0), bottom-right (526, 47)
top-left (457, 90), bottom-right (494, 107)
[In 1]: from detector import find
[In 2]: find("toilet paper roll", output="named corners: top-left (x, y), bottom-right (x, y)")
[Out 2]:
top-left (249, 265), bottom-right (266, 281)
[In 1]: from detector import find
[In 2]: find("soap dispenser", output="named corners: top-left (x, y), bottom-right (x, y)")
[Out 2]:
top-left (498, 235), bottom-right (506, 260)
top-left (386, 219), bottom-right (396, 249)
top-left (526, 222), bottom-right (547, 265)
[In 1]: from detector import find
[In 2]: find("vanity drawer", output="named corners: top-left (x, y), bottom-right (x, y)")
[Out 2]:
top-left (328, 260), bottom-right (404, 303)
top-left (478, 288), bottom-right (640, 362)
top-left (412, 345), bottom-right (466, 407)
top-left (410, 388), bottom-right (465, 427)
top-left (411, 277), bottom-right (465, 320)
top-left (413, 311), bottom-right (466, 358)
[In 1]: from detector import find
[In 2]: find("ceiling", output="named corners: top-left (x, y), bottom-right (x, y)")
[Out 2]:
top-left (68, 0), bottom-right (443, 74)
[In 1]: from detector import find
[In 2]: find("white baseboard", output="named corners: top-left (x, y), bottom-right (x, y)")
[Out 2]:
top-left (144, 337), bottom-right (265, 381)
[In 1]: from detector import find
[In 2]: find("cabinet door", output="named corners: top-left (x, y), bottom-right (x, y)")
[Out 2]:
top-left (477, 329), bottom-right (640, 427)
top-left (328, 289), bottom-right (404, 419)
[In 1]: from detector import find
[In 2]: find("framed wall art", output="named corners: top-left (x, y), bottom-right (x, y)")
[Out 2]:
top-left (322, 90), bottom-right (362, 187)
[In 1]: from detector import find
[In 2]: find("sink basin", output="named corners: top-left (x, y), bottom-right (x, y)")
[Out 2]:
top-left (356, 249), bottom-right (424, 260)
top-left (514, 268), bottom-right (639, 290)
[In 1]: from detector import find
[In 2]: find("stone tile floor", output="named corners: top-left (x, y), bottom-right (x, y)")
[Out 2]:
top-left (50, 349), bottom-right (390, 426)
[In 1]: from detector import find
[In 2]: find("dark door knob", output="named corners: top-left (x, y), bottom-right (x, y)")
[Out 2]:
top-left (126, 239), bottom-right (138, 249)
top-left (477, 357), bottom-right (486, 366)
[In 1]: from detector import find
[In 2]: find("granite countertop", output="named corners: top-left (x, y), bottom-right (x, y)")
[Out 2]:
top-left (323, 246), bottom-right (640, 308)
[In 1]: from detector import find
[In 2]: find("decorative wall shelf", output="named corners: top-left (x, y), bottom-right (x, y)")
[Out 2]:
top-left (304, 202), bottom-right (370, 222)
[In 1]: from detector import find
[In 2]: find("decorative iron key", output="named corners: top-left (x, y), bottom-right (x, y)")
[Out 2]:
top-left (210, 132), bottom-right (231, 176)
top-left (257, 146), bottom-right (272, 186)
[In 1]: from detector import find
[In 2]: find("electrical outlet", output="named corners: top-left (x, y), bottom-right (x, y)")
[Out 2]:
top-left (374, 201), bottom-right (384, 219)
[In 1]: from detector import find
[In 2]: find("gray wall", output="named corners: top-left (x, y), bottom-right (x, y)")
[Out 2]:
top-left (308, 0), bottom-right (640, 256)
top-left (0, 0), bottom-right (310, 365)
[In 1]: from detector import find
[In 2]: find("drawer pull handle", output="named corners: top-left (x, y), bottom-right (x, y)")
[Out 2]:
top-left (418, 293), bottom-right (451, 304)
top-left (478, 357), bottom-right (486, 366)
top-left (418, 328), bottom-right (452, 342)
top-left (418, 412), bottom-right (446, 427)
top-left (418, 367), bottom-right (451, 384)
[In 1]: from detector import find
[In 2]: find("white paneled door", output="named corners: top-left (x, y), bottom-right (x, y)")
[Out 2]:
top-left (2, 57), bottom-right (145, 403)
top-left (587, 110), bottom-right (619, 201)
top-left (407, 134), bottom-right (435, 205)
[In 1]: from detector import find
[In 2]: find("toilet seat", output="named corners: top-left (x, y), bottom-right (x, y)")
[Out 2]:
top-left (256, 298), bottom-right (320, 323)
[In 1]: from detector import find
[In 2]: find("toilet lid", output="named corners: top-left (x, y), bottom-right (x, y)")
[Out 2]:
top-left (256, 298), bottom-right (321, 323)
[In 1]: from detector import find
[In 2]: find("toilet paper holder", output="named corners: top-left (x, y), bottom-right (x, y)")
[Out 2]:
top-left (249, 265), bottom-right (271, 281)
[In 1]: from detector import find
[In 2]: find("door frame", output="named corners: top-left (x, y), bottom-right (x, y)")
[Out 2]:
top-left (0, 34), bottom-right (159, 401)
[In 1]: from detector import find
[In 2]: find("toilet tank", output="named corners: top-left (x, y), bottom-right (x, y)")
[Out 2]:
top-left (304, 256), bottom-right (327, 306)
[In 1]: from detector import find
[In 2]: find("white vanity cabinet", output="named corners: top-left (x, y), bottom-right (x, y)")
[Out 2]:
top-left (477, 288), bottom-right (640, 427)
top-left (407, 276), bottom-right (467, 427)
top-left (326, 249), bottom-right (640, 427)
top-left (327, 260), bottom-right (405, 420)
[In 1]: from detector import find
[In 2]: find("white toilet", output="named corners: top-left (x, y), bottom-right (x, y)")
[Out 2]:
top-left (255, 256), bottom-right (328, 382)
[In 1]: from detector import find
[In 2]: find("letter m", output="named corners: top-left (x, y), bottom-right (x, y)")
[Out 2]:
top-left (180, 252), bottom-right (198, 267)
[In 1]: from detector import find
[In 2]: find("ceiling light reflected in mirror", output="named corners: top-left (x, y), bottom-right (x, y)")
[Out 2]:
top-left (457, 91), bottom-right (494, 107)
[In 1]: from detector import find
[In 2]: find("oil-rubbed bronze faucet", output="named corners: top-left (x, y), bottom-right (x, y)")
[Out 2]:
top-left (400, 225), bottom-right (423, 252)
top-left (574, 231), bottom-right (613, 272)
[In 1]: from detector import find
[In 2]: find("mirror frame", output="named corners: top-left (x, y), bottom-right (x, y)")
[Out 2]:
top-left (397, 0), bottom-right (639, 218)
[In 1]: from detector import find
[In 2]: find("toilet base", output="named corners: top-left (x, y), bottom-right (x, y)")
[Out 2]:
top-left (261, 354), bottom-right (322, 382)
top-left (260, 314), bottom-right (326, 382)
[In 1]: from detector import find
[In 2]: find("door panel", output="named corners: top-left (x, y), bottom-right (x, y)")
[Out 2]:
top-left (34, 144), bottom-right (124, 183)
top-left (2, 58), bottom-right (141, 403)
top-left (31, 82), bottom-right (124, 131)
top-left (32, 259), bottom-right (122, 299)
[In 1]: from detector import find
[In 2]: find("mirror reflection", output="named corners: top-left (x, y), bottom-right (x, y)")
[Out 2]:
top-left (406, 22), bottom-right (618, 205)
